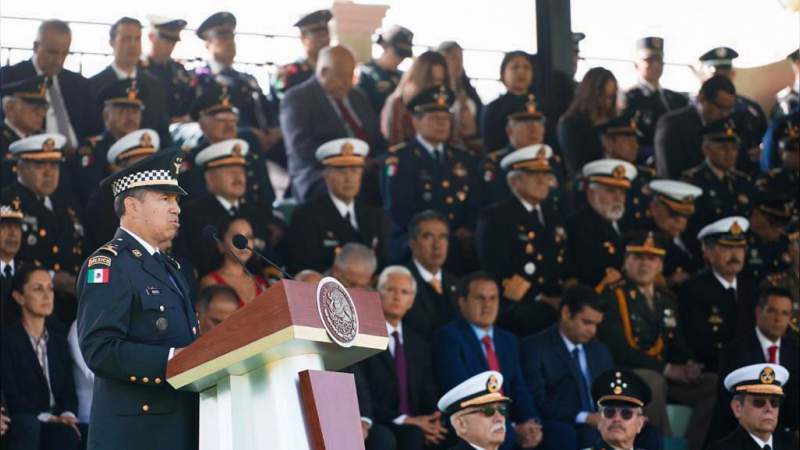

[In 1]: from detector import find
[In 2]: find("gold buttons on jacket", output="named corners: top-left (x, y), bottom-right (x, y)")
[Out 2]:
top-left (142, 377), bottom-right (149, 384)
top-left (130, 376), bottom-right (137, 382)
top-left (142, 404), bottom-right (150, 412)
top-left (155, 378), bottom-right (162, 384)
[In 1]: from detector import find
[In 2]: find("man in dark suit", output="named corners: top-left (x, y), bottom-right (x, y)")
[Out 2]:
top-left (88, 17), bottom-right (170, 144)
top-left (76, 150), bottom-right (199, 450)
top-left (281, 45), bottom-right (383, 202)
top-left (654, 75), bottom-right (736, 179)
top-left (287, 138), bottom-right (390, 273)
top-left (707, 287), bottom-right (799, 444)
top-left (1, 199), bottom-right (24, 324)
top-left (432, 272), bottom-right (574, 450)
top-left (0, 76), bottom-right (49, 190)
top-left (707, 363), bottom-right (798, 450)
top-left (0, 19), bottom-right (100, 148)
top-left (1, 264), bottom-right (85, 450)
top-left (402, 210), bottom-right (460, 341)
top-left (679, 217), bottom-right (759, 373)
top-left (359, 265), bottom-right (447, 449)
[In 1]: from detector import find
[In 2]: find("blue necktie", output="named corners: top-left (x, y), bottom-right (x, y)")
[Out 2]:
top-left (154, 253), bottom-right (182, 296)
top-left (572, 347), bottom-right (594, 411)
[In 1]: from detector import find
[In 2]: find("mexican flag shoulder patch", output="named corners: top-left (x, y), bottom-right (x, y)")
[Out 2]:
top-left (87, 267), bottom-right (110, 284)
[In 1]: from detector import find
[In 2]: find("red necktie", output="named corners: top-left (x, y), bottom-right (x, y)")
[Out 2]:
top-left (335, 99), bottom-right (369, 142)
top-left (481, 335), bottom-right (502, 372)
top-left (767, 345), bottom-right (778, 364)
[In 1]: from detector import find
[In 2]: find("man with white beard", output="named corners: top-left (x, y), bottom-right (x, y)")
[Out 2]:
top-left (567, 159), bottom-right (637, 287)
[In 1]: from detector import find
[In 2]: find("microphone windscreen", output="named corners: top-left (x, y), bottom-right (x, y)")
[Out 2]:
top-left (232, 234), bottom-right (249, 250)
top-left (202, 225), bottom-right (218, 241)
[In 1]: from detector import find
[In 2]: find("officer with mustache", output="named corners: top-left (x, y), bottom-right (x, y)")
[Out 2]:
top-left (582, 368), bottom-right (652, 450)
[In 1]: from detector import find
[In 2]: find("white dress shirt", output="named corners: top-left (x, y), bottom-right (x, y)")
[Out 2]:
top-left (515, 195), bottom-right (545, 226)
top-left (560, 331), bottom-right (591, 424)
top-left (416, 134), bottom-right (444, 160)
top-left (329, 193), bottom-right (358, 230)
top-left (748, 432), bottom-right (773, 450)
top-left (712, 271), bottom-right (738, 291)
top-left (111, 62), bottom-right (137, 80)
top-left (31, 60), bottom-right (78, 147)
top-left (413, 259), bottom-right (442, 286)
top-left (755, 326), bottom-right (781, 363)
top-left (1, 259), bottom-right (15, 278)
top-left (216, 196), bottom-right (240, 215)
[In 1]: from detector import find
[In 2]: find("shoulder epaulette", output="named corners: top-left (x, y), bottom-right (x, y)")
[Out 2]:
top-left (729, 168), bottom-right (751, 182)
top-left (87, 241), bottom-right (119, 267)
top-left (387, 143), bottom-right (405, 153)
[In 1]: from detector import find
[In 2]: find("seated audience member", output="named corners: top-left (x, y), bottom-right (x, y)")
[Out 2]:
top-left (359, 265), bottom-right (446, 449)
top-left (588, 369), bottom-right (653, 450)
top-left (181, 138), bottom-right (273, 277)
top-left (140, 15), bottom-right (193, 122)
top-left (195, 284), bottom-right (240, 334)
top-left (1, 264), bottom-right (87, 450)
top-left (476, 144), bottom-right (568, 336)
top-left (1, 199), bottom-right (24, 323)
top-left (287, 138), bottom-right (390, 274)
top-left (707, 286), bottom-right (799, 444)
top-left (759, 221), bottom-right (799, 341)
top-left (481, 51), bottom-right (535, 152)
top-left (707, 363), bottom-right (798, 450)
top-left (295, 269), bottom-right (323, 285)
top-left (0, 76), bottom-right (49, 185)
top-left (402, 210), bottom-right (460, 341)
top-left (679, 216), bottom-right (759, 373)
top-left (439, 41), bottom-right (483, 154)
top-left (357, 25), bottom-right (413, 116)
top-left (433, 271), bottom-right (574, 450)
top-left (199, 215), bottom-right (269, 307)
top-left (744, 191), bottom-right (794, 283)
top-left (756, 117), bottom-right (799, 212)
top-left (599, 232), bottom-right (716, 450)
top-left (437, 370), bottom-right (510, 450)
top-left (330, 242), bottom-right (378, 290)
top-left (67, 321), bottom-right (93, 424)
top-left (567, 159), bottom-right (637, 287)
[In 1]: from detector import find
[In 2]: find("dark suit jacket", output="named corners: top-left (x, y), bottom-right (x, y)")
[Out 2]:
top-left (0, 59), bottom-right (102, 141)
top-left (402, 261), bottom-right (459, 341)
top-left (707, 426), bottom-right (797, 450)
top-left (359, 327), bottom-right (438, 424)
top-left (654, 105), bottom-right (704, 179)
top-left (521, 325), bottom-right (613, 423)
top-left (557, 113), bottom-right (603, 180)
top-left (88, 66), bottom-right (171, 144)
top-left (287, 194), bottom-right (391, 274)
top-left (1, 320), bottom-right (78, 416)
top-left (280, 77), bottom-right (383, 201)
top-left (707, 329), bottom-right (799, 444)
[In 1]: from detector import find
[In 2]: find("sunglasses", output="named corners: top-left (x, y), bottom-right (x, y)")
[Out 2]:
top-left (464, 405), bottom-right (509, 418)
top-left (600, 406), bottom-right (640, 421)
top-left (749, 396), bottom-right (782, 409)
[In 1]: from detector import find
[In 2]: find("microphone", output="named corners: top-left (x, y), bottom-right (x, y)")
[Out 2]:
top-left (232, 233), bottom-right (293, 280)
top-left (203, 225), bottom-right (254, 278)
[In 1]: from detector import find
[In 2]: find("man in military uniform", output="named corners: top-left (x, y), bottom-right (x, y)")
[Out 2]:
top-left (1, 133), bottom-right (85, 325)
top-left (567, 159), bottom-right (637, 287)
top-left (0, 199), bottom-right (24, 320)
top-left (772, 49), bottom-right (799, 119)
top-left (0, 75), bottom-right (49, 186)
top-left (141, 15), bottom-right (193, 122)
top-left (699, 47), bottom-right (768, 176)
top-left (180, 138), bottom-right (274, 277)
top-left (645, 180), bottom-right (704, 287)
top-left (273, 9), bottom-right (333, 97)
top-left (679, 217), bottom-right (759, 373)
top-left (587, 369), bottom-right (651, 450)
top-left (707, 364), bottom-right (797, 450)
top-left (682, 119), bottom-right (755, 258)
top-left (77, 149), bottom-right (198, 450)
top-left (760, 221), bottom-right (800, 341)
top-left (357, 25), bottom-right (414, 114)
top-left (68, 78), bottom-right (144, 206)
top-left (193, 12), bottom-right (282, 153)
top-left (84, 129), bottom-right (159, 250)
top-left (756, 117), bottom-right (799, 213)
top-left (381, 86), bottom-right (479, 274)
top-left (287, 138), bottom-right (391, 274)
top-left (476, 144), bottom-right (569, 336)
top-left (621, 37), bottom-right (688, 164)
top-left (744, 192), bottom-right (795, 283)
top-left (437, 371), bottom-right (511, 450)
top-left (599, 232), bottom-right (716, 450)
top-left (479, 94), bottom-right (548, 207)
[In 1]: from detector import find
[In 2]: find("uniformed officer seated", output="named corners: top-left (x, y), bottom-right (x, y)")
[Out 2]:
top-left (142, 14), bottom-right (192, 122)
top-left (1, 75), bottom-right (49, 185)
top-left (772, 49), bottom-right (799, 119)
top-left (584, 368), bottom-right (652, 450)
top-left (274, 9), bottom-right (333, 96)
top-left (76, 149), bottom-right (199, 450)
top-left (745, 191), bottom-right (795, 283)
top-left (437, 370), bottom-right (511, 450)
top-left (567, 159), bottom-right (637, 287)
top-left (0, 198), bottom-right (24, 322)
top-left (645, 180), bottom-right (704, 288)
top-left (707, 363), bottom-right (797, 450)
top-left (756, 118), bottom-right (799, 213)
top-left (358, 25), bottom-right (414, 115)
top-left (599, 231), bottom-right (717, 450)
top-left (287, 138), bottom-right (390, 274)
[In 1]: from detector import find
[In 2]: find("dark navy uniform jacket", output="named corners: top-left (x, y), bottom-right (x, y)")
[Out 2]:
top-left (77, 228), bottom-right (198, 450)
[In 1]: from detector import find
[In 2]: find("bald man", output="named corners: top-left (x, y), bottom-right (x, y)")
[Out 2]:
top-left (280, 45), bottom-right (385, 202)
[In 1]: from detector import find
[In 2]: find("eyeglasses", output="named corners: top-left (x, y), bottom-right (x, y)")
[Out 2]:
top-left (600, 406), bottom-right (640, 421)
top-left (749, 396), bottom-right (782, 409)
top-left (464, 405), bottom-right (509, 418)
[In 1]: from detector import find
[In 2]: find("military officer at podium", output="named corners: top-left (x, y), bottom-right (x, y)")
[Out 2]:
top-left (76, 150), bottom-right (199, 450)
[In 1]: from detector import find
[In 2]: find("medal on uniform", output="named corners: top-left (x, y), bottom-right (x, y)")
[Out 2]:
top-left (453, 162), bottom-right (467, 178)
top-left (525, 243), bottom-right (534, 255)
top-left (27, 234), bottom-right (37, 246)
top-left (524, 262), bottom-right (536, 275)
top-left (155, 317), bottom-right (169, 331)
top-left (423, 192), bottom-right (432, 202)
top-left (457, 191), bottom-right (467, 202)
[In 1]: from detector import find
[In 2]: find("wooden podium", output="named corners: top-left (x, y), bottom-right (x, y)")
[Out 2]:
top-left (166, 279), bottom-right (388, 450)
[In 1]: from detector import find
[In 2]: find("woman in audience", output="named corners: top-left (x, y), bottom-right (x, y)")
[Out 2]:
top-left (557, 66), bottom-right (619, 180)
top-left (480, 50), bottom-right (535, 151)
top-left (199, 215), bottom-right (269, 307)
top-left (380, 50), bottom-right (450, 145)
top-left (439, 41), bottom-right (484, 154)
top-left (1, 264), bottom-right (85, 450)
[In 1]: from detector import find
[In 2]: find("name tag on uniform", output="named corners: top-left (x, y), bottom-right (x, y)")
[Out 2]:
top-left (323, 239), bottom-right (340, 247)
top-left (145, 287), bottom-right (161, 296)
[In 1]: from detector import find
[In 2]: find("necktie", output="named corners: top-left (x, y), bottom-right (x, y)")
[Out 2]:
top-left (434, 148), bottom-right (444, 165)
top-left (3, 265), bottom-right (12, 279)
top-left (392, 331), bottom-right (411, 415)
top-left (481, 335), bottom-right (502, 372)
top-left (726, 287), bottom-right (737, 301)
top-left (154, 253), bottom-right (182, 296)
top-left (572, 347), bottom-right (594, 411)
top-left (48, 79), bottom-right (73, 146)
top-left (334, 99), bottom-right (369, 142)
top-left (767, 345), bottom-right (778, 364)
top-left (429, 277), bottom-right (443, 295)
top-left (344, 211), bottom-right (359, 232)
top-left (228, 205), bottom-right (238, 216)
top-left (763, 445), bottom-right (771, 450)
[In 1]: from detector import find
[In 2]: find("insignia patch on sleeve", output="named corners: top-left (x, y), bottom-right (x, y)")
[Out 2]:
top-left (87, 267), bottom-right (110, 284)
top-left (88, 256), bottom-right (112, 267)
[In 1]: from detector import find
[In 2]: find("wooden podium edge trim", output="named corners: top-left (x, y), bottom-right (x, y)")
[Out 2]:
top-left (167, 325), bottom-right (388, 389)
